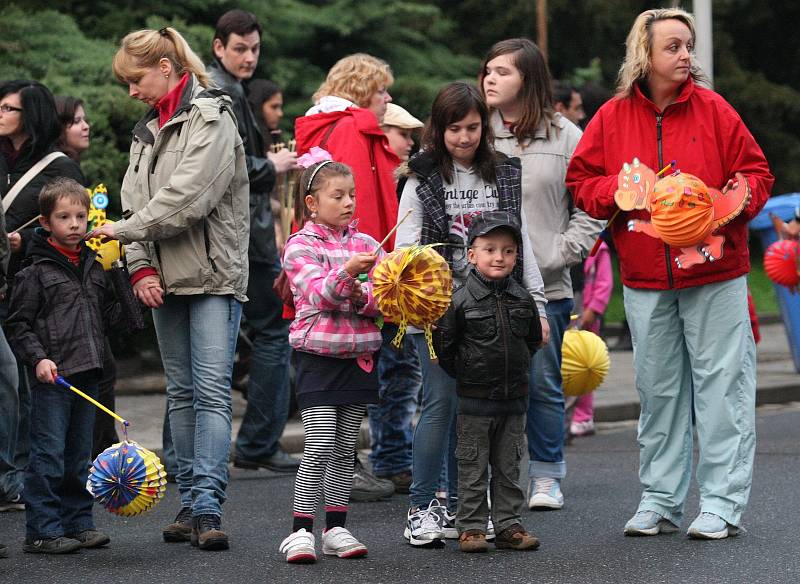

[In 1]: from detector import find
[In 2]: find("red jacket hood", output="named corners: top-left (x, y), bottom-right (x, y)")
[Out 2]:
top-left (295, 107), bottom-right (401, 251)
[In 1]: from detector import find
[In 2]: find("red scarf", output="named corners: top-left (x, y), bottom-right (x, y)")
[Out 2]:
top-left (48, 237), bottom-right (80, 266)
top-left (155, 73), bottom-right (189, 128)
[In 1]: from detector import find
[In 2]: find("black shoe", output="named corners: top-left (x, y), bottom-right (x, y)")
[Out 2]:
top-left (163, 507), bottom-right (193, 542)
top-left (0, 493), bottom-right (24, 512)
top-left (351, 459), bottom-right (395, 502)
top-left (68, 529), bottom-right (110, 548)
top-left (190, 514), bottom-right (229, 551)
top-left (233, 449), bottom-right (300, 473)
top-left (23, 537), bottom-right (82, 554)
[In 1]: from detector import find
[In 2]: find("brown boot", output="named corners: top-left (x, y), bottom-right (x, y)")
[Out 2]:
top-left (162, 507), bottom-right (192, 543)
top-left (459, 530), bottom-right (488, 553)
top-left (494, 524), bottom-right (540, 550)
top-left (190, 514), bottom-right (229, 551)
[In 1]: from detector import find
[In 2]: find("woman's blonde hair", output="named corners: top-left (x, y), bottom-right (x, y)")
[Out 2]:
top-left (113, 27), bottom-right (210, 88)
top-left (312, 53), bottom-right (393, 108)
top-left (616, 7), bottom-right (708, 97)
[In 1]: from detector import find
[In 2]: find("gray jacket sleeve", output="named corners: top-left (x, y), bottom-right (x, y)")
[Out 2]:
top-left (520, 206), bottom-right (547, 315)
top-left (394, 176), bottom-right (423, 249)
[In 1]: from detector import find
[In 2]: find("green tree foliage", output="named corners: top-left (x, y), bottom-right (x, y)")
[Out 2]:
top-left (0, 6), bottom-right (142, 214)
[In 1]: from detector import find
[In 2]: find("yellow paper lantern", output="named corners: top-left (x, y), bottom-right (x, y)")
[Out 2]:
top-left (561, 329), bottom-right (610, 397)
top-left (372, 245), bottom-right (452, 359)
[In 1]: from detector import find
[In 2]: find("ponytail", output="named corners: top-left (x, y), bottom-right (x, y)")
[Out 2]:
top-left (113, 26), bottom-right (211, 87)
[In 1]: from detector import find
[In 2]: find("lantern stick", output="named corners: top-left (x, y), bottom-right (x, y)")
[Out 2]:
top-left (375, 209), bottom-right (413, 252)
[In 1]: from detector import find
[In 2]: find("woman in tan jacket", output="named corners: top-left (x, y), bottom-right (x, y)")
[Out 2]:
top-left (88, 26), bottom-right (249, 551)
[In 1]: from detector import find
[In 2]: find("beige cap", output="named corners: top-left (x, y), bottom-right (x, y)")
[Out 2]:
top-left (382, 103), bottom-right (423, 129)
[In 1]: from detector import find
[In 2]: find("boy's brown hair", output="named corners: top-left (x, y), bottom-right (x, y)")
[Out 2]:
top-left (39, 177), bottom-right (90, 218)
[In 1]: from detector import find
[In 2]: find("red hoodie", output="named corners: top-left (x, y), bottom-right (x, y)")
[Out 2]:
top-left (295, 107), bottom-right (401, 251)
top-left (567, 79), bottom-right (773, 290)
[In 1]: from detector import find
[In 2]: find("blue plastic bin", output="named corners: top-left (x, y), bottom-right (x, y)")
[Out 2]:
top-left (750, 192), bottom-right (800, 372)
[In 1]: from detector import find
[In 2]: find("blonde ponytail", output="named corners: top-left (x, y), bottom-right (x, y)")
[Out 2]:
top-left (113, 26), bottom-right (211, 87)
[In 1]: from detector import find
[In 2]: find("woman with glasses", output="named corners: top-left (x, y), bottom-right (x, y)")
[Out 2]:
top-left (0, 80), bottom-right (84, 521)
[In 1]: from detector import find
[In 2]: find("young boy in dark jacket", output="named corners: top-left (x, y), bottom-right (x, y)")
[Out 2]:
top-left (435, 210), bottom-right (542, 553)
top-left (6, 177), bottom-right (119, 554)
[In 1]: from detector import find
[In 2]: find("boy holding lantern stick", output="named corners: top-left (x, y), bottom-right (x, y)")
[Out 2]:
top-left (6, 177), bottom-right (120, 554)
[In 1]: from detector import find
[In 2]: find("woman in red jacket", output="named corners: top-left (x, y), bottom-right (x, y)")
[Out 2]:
top-left (567, 8), bottom-right (773, 540)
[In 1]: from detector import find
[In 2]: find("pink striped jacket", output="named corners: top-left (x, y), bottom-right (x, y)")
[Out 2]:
top-left (284, 221), bottom-right (383, 358)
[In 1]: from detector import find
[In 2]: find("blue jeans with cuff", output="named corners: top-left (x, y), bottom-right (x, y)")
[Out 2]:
top-left (153, 294), bottom-right (242, 518)
top-left (527, 298), bottom-right (573, 480)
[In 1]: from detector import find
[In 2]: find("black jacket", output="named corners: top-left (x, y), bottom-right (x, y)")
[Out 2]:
top-left (6, 232), bottom-right (120, 378)
top-left (208, 61), bottom-right (278, 265)
top-left (435, 269), bottom-right (541, 400)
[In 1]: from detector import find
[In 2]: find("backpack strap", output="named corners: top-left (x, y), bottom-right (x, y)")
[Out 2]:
top-left (3, 151), bottom-right (67, 212)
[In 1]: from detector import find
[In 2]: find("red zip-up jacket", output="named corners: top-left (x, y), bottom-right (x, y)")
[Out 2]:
top-left (567, 79), bottom-right (773, 290)
top-left (295, 107), bottom-right (401, 251)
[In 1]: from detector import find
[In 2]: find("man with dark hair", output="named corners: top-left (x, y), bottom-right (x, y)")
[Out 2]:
top-left (209, 9), bottom-right (300, 473)
top-left (552, 80), bottom-right (586, 127)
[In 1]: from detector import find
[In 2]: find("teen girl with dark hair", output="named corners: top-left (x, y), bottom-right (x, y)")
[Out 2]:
top-left (479, 39), bottom-right (603, 512)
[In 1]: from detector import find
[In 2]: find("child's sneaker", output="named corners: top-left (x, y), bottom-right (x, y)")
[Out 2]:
top-left (528, 477), bottom-right (564, 510)
top-left (279, 529), bottom-right (316, 563)
top-left (321, 527), bottom-right (368, 558)
top-left (687, 512), bottom-right (739, 540)
top-left (68, 529), bottom-right (110, 548)
top-left (404, 500), bottom-right (445, 546)
top-left (494, 523), bottom-right (540, 550)
top-left (23, 536), bottom-right (82, 554)
top-left (441, 508), bottom-right (458, 539)
top-left (0, 493), bottom-right (24, 512)
top-left (458, 530), bottom-right (488, 553)
top-left (570, 420), bottom-right (596, 437)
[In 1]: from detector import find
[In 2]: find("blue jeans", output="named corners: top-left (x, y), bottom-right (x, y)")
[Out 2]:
top-left (152, 294), bottom-right (242, 517)
top-left (0, 305), bottom-right (25, 500)
top-left (25, 371), bottom-right (97, 540)
top-left (409, 333), bottom-right (457, 511)
top-left (234, 261), bottom-right (291, 462)
top-left (368, 324), bottom-right (421, 477)
top-left (527, 298), bottom-right (573, 479)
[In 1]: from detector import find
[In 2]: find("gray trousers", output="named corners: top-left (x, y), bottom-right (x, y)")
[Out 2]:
top-left (455, 413), bottom-right (525, 534)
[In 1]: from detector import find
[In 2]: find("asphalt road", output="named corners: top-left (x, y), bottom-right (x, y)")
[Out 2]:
top-left (2, 405), bottom-right (799, 584)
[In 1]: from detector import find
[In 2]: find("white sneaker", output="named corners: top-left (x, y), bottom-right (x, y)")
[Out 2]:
top-left (486, 517), bottom-right (495, 541)
top-left (528, 477), bottom-right (564, 510)
top-left (321, 526), bottom-right (368, 558)
top-left (440, 508), bottom-right (458, 539)
top-left (279, 529), bottom-right (316, 563)
top-left (404, 500), bottom-right (445, 546)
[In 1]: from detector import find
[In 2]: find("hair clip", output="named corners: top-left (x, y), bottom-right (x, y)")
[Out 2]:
top-left (158, 27), bottom-right (169, 37)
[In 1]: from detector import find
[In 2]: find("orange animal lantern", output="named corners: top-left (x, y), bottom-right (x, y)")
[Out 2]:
top-left (649, 173), bottom-right (714, 248)
top-left (763, 239), bottom-right (800, 288)
top-left (618, 160), bottom-right (751, 269)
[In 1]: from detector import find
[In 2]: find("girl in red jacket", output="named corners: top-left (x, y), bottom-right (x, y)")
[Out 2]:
top-left (567, 7), bottom-right (773, 540)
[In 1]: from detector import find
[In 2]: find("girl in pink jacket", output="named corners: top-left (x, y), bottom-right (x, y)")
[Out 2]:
top-left (571, 241), bottom-right (613, 436)
top-left (279, 155), bottom-right (383, 563)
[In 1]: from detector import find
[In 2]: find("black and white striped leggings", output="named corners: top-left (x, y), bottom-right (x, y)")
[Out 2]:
top-left (292, 404), bottom-right (365, 517)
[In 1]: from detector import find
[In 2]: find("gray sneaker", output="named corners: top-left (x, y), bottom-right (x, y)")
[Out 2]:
top-left (624, 510), bottom-right (678, 536)
top-left (23, 537), bottom-right (82, 554)
top-left (69, 529), bottom-right (110, 548)
top-left (0, 493), bottom-right (24, 512)
top-left (351, 459), bottom-right (394, 502)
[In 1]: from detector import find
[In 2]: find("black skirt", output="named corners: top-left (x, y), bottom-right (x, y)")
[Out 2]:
top-left (293, 350), bottom-right (379, 410)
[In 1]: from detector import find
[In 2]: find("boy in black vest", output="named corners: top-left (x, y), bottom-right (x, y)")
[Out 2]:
top-left (6, 177), bottom-right (119, 554)
top-left (435, 210), bottom-right (542, 553)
